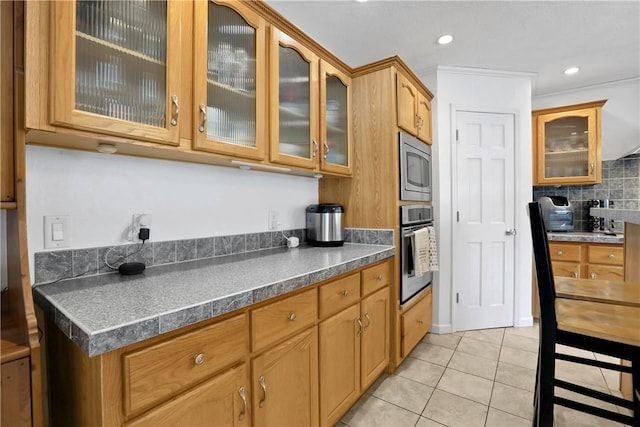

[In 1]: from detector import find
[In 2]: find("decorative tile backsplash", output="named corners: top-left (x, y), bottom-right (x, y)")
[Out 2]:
top-left (33, 227), bottom-right (394, 285)
top-left (533, 157), bottom-right (640, 231)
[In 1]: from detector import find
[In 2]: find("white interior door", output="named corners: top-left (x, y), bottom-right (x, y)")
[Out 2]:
top-left (453, 111), bottom-right (516, 331)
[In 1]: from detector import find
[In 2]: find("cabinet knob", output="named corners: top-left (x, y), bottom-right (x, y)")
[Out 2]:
top-left (557, 250), bottom-right (563, 256)
top-left (608, 253), bottom-right (615, 259)
top-left (341, 290), bottom-right (349, 297)
top-left (591, 272), bottom-right (596, 280)
top-left (573, 271), bottom-right (579, 278)
top-left (590, 163), bottom-right (595, 175)
top-left (287, 312), bottom-right (296, 321)
top-left (194, 353), bottom-right (205, 365)
top-left (376, 275), bottom-right (383, 281)
top-left (417, 319), bottom-right (424, 324)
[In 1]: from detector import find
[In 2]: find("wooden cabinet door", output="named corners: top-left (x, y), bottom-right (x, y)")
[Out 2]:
top-left (192, 0), bottom-right (267, 160)
top-left (125, 364), bottom-right (249, 427)
top-left (319, 60), bottom-right (352, 175)
top-left (396, 73), bottom-right (418, 135)
top-left (1, 358), bottom-right (31, 427)
top-left (1, 0), bottom-right (14, 203)
top-left (252, 327), bottom-right (319, 427)
top-left (416, 93), bottom-right (432, 145)
top-left (319, 304), bottom-right (360, 427)
top-left (360, 287), bottom-right (389, 391)
top-left (50, 1), bottom-right (183, 145)
top-left (269, 27), bottom-right (319, 170)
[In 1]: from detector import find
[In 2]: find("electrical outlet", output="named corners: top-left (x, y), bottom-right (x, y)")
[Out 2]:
top-left (129, 214), bottom-right (152, 241)
top-left (268, 211), bottom-right (278, 231)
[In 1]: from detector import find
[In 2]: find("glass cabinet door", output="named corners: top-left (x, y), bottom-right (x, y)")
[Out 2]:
top-left (537, 108), bottom-right (597, 183)
top-left (319, 61), bottom-right (351, 175)
top-left (51, 0), bottom-right (182, 145)
top-left (269, 28), bottom-right (319, 169)
top-left (192, 0), bottom-right (266, 160)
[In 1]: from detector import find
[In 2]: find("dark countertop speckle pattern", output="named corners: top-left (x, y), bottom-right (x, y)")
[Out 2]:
top-left (547, 231), bottom-right (624, 244)
top-left (34, 243), bottom-right (394, 357)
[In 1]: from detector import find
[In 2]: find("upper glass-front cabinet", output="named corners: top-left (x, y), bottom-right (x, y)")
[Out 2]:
top-left (269, 28), bottom-right (351, 174)
top-left (51, 0), bottom-right (182, 145)
top-left (533, 100), bottom-right (606, 185)
top-left (193, 0), bottom-right (266, 159)
top-left (319, 61), bottom-right (351, 175)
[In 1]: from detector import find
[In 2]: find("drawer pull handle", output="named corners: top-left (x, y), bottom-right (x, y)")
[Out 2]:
top-left (608, 253), bottom-right (615, 259)
top-left (238, 386), bottom-right (247, 421)
top-left (557, 250), bottom-right (563, 256)
top-left (342, 290), bottom-right (350, 297)
top-left (573, 271), bottom-right (579, 278)
top-left (591, 272), bottom-right (596, 280)
top-left (357, 318), bottom-right (363, 337)
top-left (364, 312), bottom-right (371, 331)
top-left (418, 319), bottom-right (424, 324)
top-left (258, 375), bottom-right (267, 407)
top-left (194, 353), bottom-right (205, 365)
top-left (376, 275), bottom-right (383, 281)
top-left (312, 139), bottom-right (319, 158)
top-left (288, 312), bottom-right (296, 321)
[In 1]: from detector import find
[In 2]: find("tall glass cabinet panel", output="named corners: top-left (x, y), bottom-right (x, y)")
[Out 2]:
top-left (319, 61), bottom-right (351, 175)
top-left (193, 0), bottom-right (266, 160)
top-left (533, 101), bottom-right (605, 185)
top-left (269, 28), bottom-right (319, 170)
top-left (51, 0), bottom-right (182, 145)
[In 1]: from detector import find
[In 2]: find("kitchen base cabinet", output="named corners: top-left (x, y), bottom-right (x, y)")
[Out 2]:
top-left (40, 260), bottom-right (392, 427)
top-left (1, 357), bottom-right (32, 427)
top-left (533, 240), bottom-right (624, 318)
top-left (125, 364), bottom-right (249, 427)
top-left (252, 327), bottom-right (319, 427)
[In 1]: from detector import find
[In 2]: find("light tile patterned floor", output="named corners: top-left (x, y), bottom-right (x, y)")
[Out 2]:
top-left (338, 324), bottom-right (629, 427)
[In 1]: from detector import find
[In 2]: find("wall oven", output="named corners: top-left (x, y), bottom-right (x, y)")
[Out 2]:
top-left (399, 132), bottom-right (432, 202)
top-left (400, 204), bottom-right (433, 304)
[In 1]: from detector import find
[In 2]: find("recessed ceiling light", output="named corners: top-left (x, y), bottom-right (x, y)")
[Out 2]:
top-left (564, 67), bottom-right (580, 75)
top-left (437, 34), bottom-right (453, 45)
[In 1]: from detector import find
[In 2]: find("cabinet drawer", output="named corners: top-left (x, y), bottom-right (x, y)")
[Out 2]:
top-left (588, 245), bottom-right (624, 266)
top-left (551, 261), bottom-right (581, 278)
top-left (319, 273), bottom-right (360, 318)
top-left (251, 288), bottom-right (317, 351)
top-left (549, 243), bottom-right (581, 262)
top-left (401, 290), bottom-right (432, 357)
top-left (123, 314), bottom-right (247, 416)
top-left (587, 265), bottom-right (624, 281)
top-left (361, 260), bottom-right (392, 296)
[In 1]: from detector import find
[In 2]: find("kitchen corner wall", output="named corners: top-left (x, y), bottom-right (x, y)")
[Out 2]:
top-left (25, 145), bottom-right (318, 283)
top-left (533, 157), bottom-right (640, 231)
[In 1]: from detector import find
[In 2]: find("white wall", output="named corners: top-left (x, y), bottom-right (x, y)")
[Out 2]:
top-left (423, 66), bottom-right (534, 333)
top-left (533, 78), bottom-right (640, 160)
top-left (26, 145), bottom-right (318, 281)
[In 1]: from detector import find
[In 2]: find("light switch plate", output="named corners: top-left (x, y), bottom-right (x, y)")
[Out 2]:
top-left (44, 215), bottom-right (70, 249)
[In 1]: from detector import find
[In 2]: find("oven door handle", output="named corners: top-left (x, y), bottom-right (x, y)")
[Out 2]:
top-left (407, 234), bottom-right (415, 275)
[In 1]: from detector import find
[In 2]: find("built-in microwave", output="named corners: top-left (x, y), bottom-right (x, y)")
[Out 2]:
top-left (399, 131), bottom-right (432, 201)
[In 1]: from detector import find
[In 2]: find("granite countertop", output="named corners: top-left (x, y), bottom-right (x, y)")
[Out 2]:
top-left (547, 231), bottom-right (624, 244)
top-left (34, 243), bottom-right (394, 357)
top-left (590, 208), bottom-right (640, 225)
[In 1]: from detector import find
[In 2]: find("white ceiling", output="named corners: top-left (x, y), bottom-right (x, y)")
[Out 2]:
top-left (264, 0), bottom-right (640, 96)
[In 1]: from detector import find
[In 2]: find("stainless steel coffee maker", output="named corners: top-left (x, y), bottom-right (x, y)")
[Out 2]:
top-left (588, 199), bottom-right (615, 233)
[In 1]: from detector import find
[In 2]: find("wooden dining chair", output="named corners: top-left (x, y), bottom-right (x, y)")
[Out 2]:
top-left (528, 201), bottom-right (640, 426)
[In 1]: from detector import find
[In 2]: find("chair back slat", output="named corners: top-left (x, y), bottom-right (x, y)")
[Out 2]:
top-left (528, 202), bottom-right (557, 326)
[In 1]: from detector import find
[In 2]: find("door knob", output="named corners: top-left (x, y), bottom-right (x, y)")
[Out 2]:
top-left (505, 228), bottom-right (517, 236)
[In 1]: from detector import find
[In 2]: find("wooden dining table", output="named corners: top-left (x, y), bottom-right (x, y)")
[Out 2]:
top-left (553, 276), bottom-right (640, 402)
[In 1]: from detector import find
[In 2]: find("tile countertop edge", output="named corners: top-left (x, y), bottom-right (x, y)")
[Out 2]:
top-left (590, 208), bottom-right (640, 225)
top-left (547, 232), bottom-right (624, 244)
top-left (34, 245), bottom-right (395, 357)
